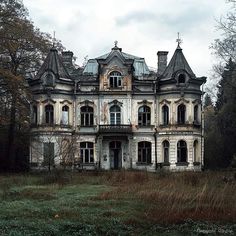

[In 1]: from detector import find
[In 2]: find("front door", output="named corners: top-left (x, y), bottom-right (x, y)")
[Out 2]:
top-left (110, 141), bottom-right (121, 170)
top-left (113, 149), bottom-right (120, 170)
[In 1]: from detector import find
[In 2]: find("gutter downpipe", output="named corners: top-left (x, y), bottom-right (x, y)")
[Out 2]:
top-left (200, 82), bottom-right (205, 171)
top-left (154, 80), bottom-right (158, 171)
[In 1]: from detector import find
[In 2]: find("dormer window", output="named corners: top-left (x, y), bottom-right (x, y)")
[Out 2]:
top-left (109, 71), bottom-right (122, 88)
top-left (178, 74), bottom-right (186, 84)
top-left (45, 73), bottom-right (54, 87)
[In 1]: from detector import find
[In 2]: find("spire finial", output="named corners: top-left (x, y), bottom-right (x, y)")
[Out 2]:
top-left (176, 32), bottom-right (183, 48)
top-left (114, 40), bottom-right (118, 47)
top-left (53, 31), bottom-right (56, 47)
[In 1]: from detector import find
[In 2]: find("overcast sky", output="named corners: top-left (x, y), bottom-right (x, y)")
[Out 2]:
top-left (24, 0), bottom-right (231, 80)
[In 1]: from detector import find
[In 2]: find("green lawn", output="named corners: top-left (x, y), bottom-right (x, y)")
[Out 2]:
top-left (0, 171), bottom-right (235, 235)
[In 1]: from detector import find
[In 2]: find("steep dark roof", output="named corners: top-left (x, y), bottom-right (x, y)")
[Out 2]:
top-left (34, 48), bottom-right (71, 80)
top-left (83, 45), bottom-right (150, 77)
top-left (161, 46), bottom-right (195, 80)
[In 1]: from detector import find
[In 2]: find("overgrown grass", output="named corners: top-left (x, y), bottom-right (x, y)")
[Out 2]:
top-left (0, 170), bottom-right (235, 235)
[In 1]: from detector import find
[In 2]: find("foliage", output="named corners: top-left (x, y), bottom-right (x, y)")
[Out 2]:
top-left (0, 0), bottom-right (65, 171)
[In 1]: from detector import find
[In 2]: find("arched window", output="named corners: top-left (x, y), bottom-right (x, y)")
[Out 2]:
top-left (194, 105), bottom-right (199, 123)
top-left (177, 140), bottom-right (187, 162)
top-left (138, 106), bottom-right (151, 126)
top-left (45, 73), bottom-right (54, 87)
top-left (81, 106), bottom-right (94, 126)
top-left (45, 104), bottom-right (54, 124)
top-left (163, 140), bottom-right (169, 163)
top-left (162, 105), bottom-right (169, 125)
top-left (177, 104), bottom-right (186, 124)
top-left (110, 105), bottom-right (121, 125)
top-left (80, 142), bottom-right (94, 163)
top-left (109, 71), bottom-right (122, 88)
top-left (32, 105), bottom-right (38, 124)
top-left (61, 105), bottom-right (69, 125)
top-left (193, 140), bottom-right (198, 162)
top-left (178, 74), bottom-right (186, 84)
top-left (138, 141), bottom-right (151, 164)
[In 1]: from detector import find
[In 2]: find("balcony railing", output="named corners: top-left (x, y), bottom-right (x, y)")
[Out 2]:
top-left (99, 124), bottom-right (132, 134)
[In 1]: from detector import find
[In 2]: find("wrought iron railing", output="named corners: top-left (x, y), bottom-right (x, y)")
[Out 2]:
top-left (99, 124), bottom-right (132, 133)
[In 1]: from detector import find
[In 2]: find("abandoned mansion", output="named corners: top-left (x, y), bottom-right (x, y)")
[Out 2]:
top-left (28, 41), bottom-right (206, 171)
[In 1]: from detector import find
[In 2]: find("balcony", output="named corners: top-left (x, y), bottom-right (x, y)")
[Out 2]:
top-left (99, 125), bottom-right (132, 134)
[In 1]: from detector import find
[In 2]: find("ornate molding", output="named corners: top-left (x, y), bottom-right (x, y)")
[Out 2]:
top-left (41, 99), bottom-right (56, 104)
top-left (108, 99), bottom-right (123, 106)
top-left (159, 99), bottom-right (171, 105)
top-left (174, 98), bottom-right (189, 104)
top-left (137, 99), bottom-right (152, 105)
top-left (60, 99), bottom-right (72, 105)
top-left (192, 99), bottom-right (201, 104)
top-left (79, 100), bottom-right (94, 106)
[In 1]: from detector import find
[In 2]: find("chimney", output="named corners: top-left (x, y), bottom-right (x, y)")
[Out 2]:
top-left (157, 51), bottom-right (168, 75)
top-left (62, 51), bottom-right (74, 67)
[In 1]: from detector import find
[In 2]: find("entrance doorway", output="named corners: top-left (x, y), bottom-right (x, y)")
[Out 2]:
top-left (109, 141), bottom-right (121, 169)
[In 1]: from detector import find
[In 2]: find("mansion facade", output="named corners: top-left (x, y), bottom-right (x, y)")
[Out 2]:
top-left (28, 42), bottom-right (206, 171)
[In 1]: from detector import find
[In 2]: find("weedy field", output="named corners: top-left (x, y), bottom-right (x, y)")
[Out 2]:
top-left (0, 170), bottom-right (235, 235)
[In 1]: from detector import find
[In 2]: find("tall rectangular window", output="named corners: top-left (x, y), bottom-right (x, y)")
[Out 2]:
top-left (43, 142), bottom-right (54, 166)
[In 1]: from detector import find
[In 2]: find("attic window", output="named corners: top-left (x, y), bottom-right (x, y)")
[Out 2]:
top-left (45, 73), bottom-right (54, 87)
top-left (109, 71), bottom-right (122, 88)
top-left (178, 74), bottom-right (186, 84)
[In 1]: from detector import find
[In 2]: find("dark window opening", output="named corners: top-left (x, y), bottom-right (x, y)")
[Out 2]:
top-left (33, 105), bottom-right (38, 124)
top-left (80, 142), bottom-right (94, 163)
top-left (45, 73), bottom-right (54, 86)
top-left (110, 105), bottom-right (121, 124)
top-left (162, 105), bottom-right (169, 125)
top-left (178, 74), bottom-right (186, 84)
top-left (81, 106), bottom-right (94, 126)
top-left (45, 104), bottom-right (54, 124)
top-left (163, 140), bottom-right (169, 163)
top-left (194, 105), bottom-right (199, 123)
top-left (138, 141), bottom-right (151, 164)
top-left (177, 104), bottom-right (186, 124)
top-left (43, 142), bottom-right (54, 166)
top-left (138, 106), bottom-right (151, 126)
top-left (177, 140), bottom-right (187, 162)
top-left (109, 141), bottom-right (121, 149)
top-left (109, 71), bottom-right (122, 88)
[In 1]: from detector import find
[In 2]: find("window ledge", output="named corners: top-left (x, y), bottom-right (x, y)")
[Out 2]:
top-left (136, 162), bottom-right (153, 166)
top-left (136, 125), bottom-right (155, 129)
top-left (176, 162), bottom-right (189, 166)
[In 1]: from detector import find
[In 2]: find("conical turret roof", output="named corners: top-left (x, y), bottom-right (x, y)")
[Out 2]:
top-left (35, 48), bottom-right (71, 80)
top-left (161, 45), bottom-right (195, 80)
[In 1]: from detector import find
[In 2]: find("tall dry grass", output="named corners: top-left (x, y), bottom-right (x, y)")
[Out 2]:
top-left (92, 170), bottom-right (236, 224)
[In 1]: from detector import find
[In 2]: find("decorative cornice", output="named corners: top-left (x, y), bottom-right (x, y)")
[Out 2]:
top-left (192, 99), bottom-right (201, 104)
top-left (137, 99), bottom-right (152, 105)
top-left (159, 99), bottom-right (171, 105)
top-left (79, 100), bottom-right (94, 106)
top-left (174, 98), bottom-right (189, 104)
top-left (41, 99), bottom-right (56, 104)
top-left (108, 99), bottom-right (123, 106)
top-left (60, 99), bottom-right (72, 105)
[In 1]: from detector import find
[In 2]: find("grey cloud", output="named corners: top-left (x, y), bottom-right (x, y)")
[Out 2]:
top-left (116, 11), bottom-right (158, 26)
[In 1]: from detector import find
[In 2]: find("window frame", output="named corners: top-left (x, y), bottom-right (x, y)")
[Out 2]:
top-left (45, 104), bottom-right (54, 125)
top-left (61, 105), bottom-right (69, 125)
top-left (80, 142), bottom-right (94, 164)
top-left (110, 105), bottom-right (121, 125)
top-left (162, 105), bottom-right (169, 126)
top-left (177, 140), bottom-right (187, 163)
top-left (163, 140), bottom-right (169, 163)
top-left (138, 141), bottom-right (152, 164)
top-left (80, 106), bottom-right (94, 127)
top-left (109, 71), bottom-right (122, 89)
top-left (177, 104), bottom-right (186, 124)
top-left (138, 105), bottom-right (151, 126)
